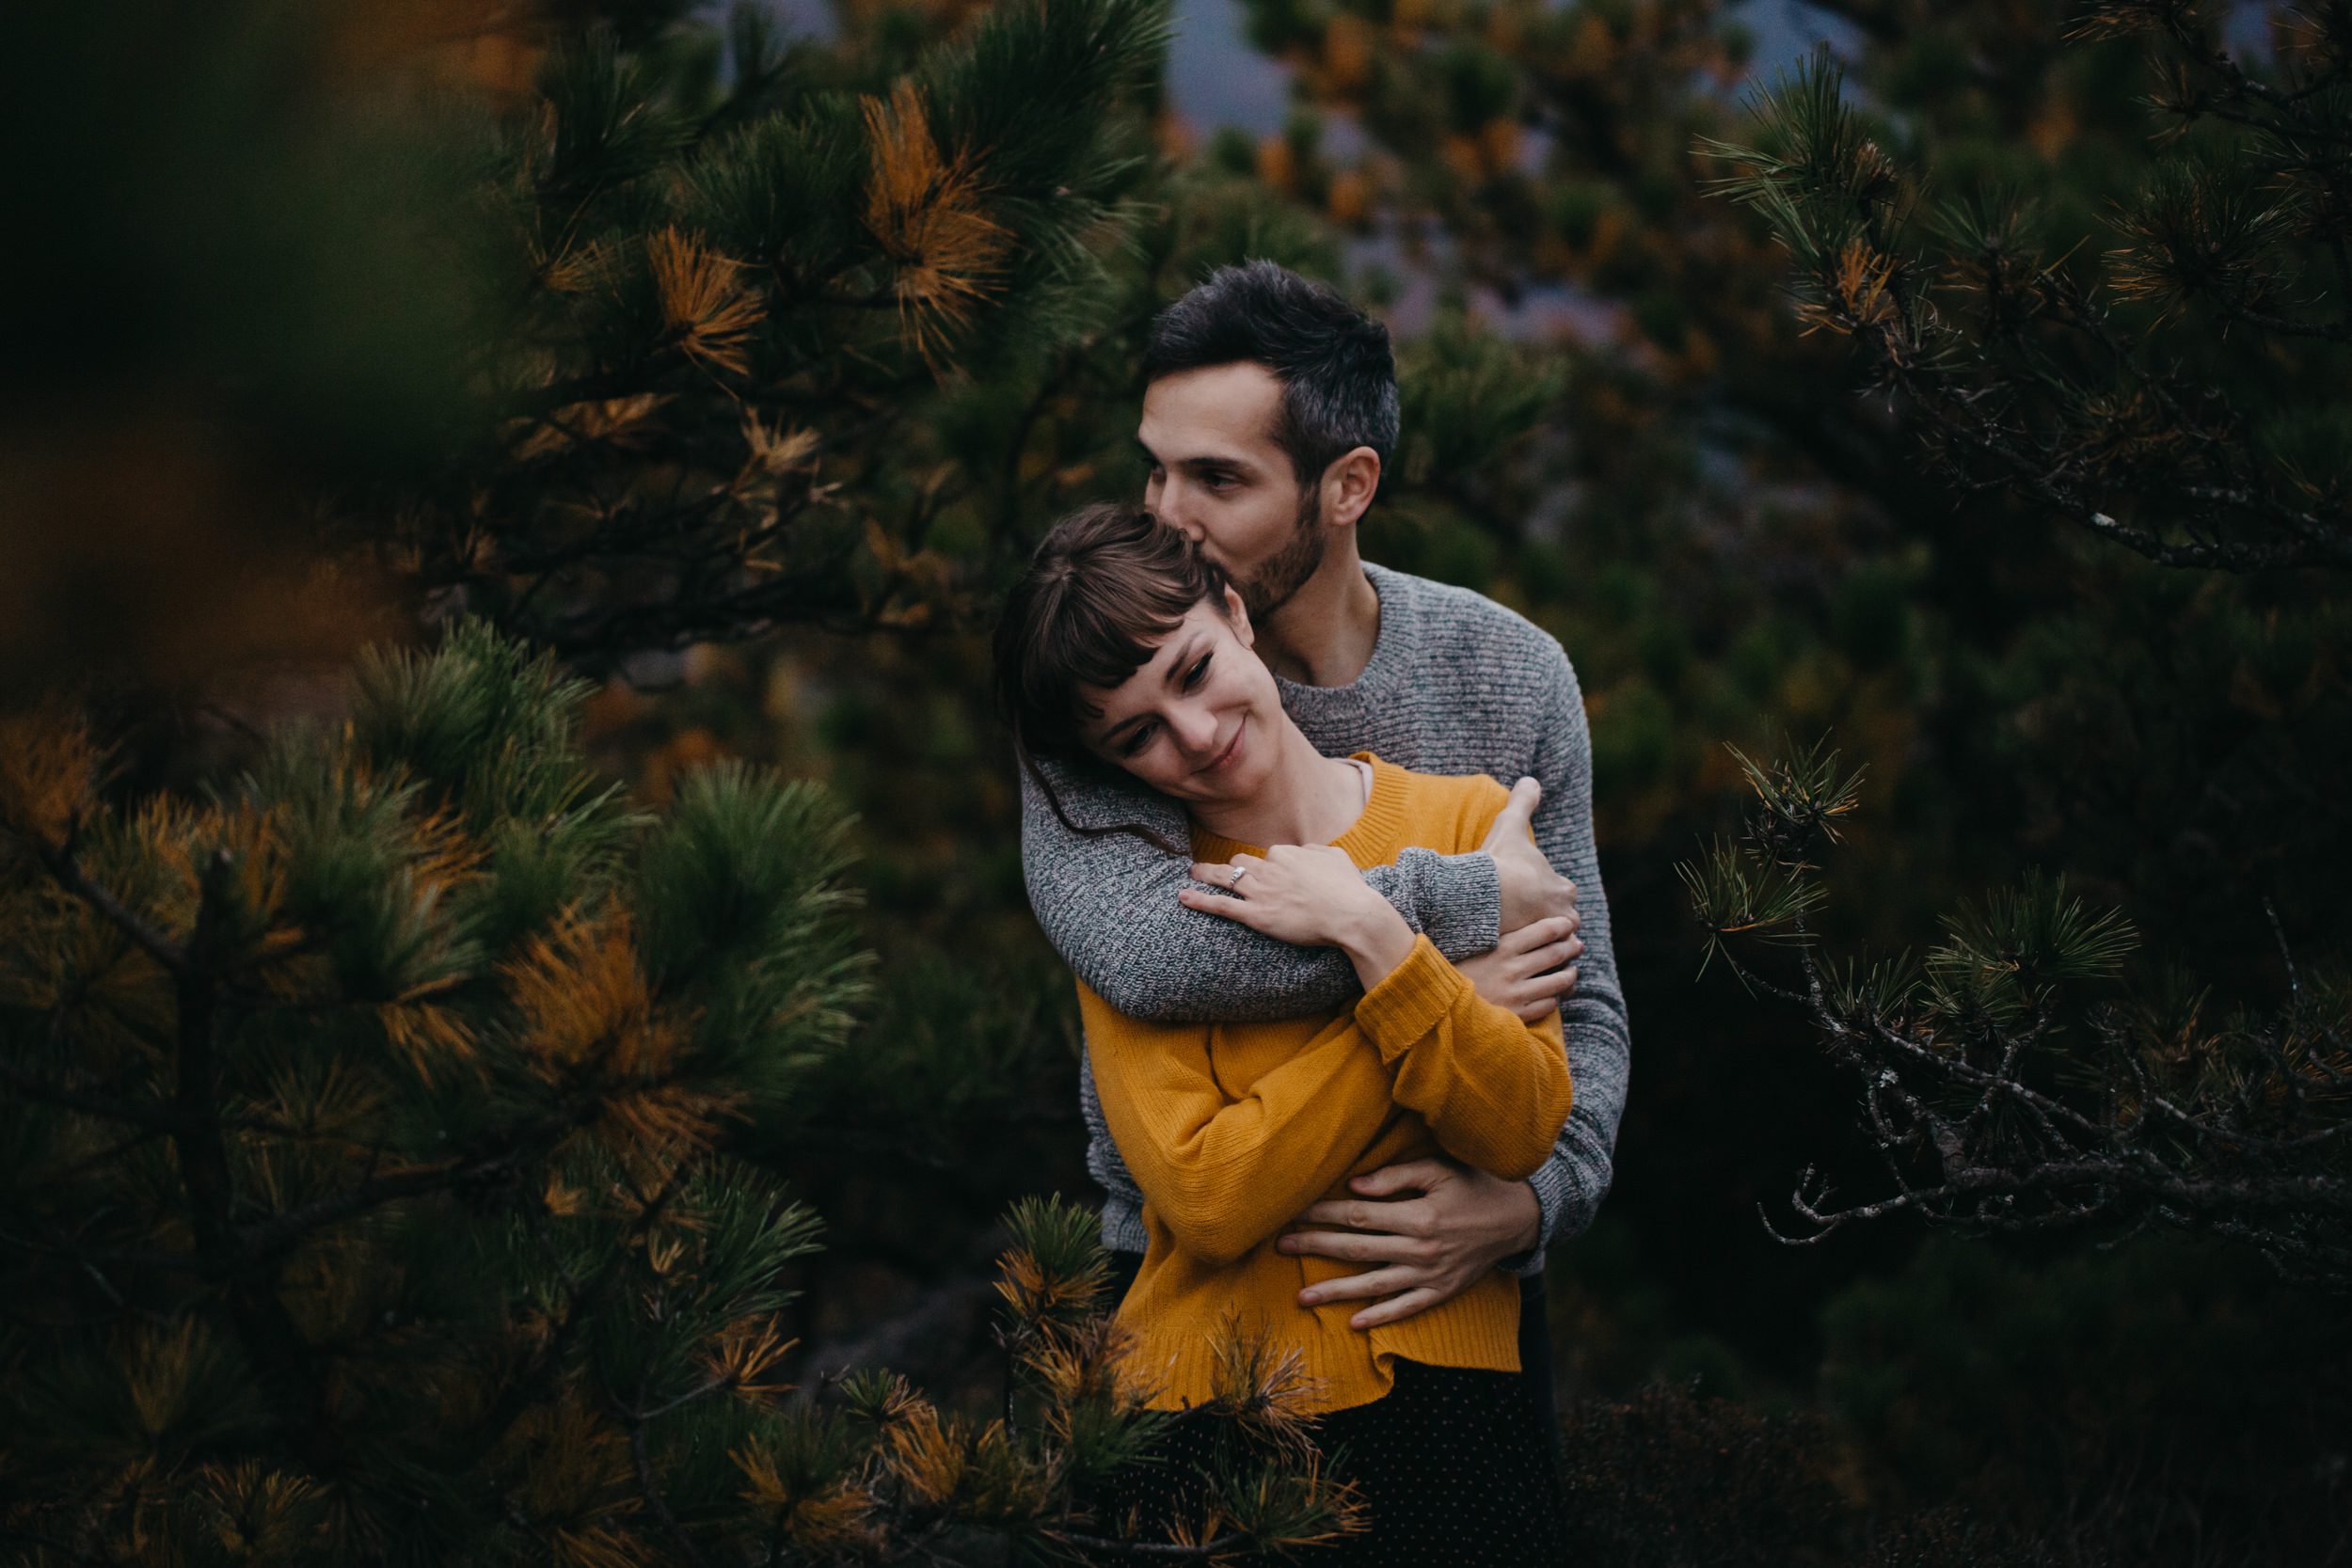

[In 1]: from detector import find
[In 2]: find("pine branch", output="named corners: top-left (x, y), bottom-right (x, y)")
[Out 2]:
top-left (1698, 736), bottom-right (2352, 1288)
top-left (230, 1137), bottom-right (554, 1265)
top-left (24, 829), bottom-right (195, 980)
top-left (168, 849), bottom-right (338, 1462)
top-left (0, 1055), bottom-right (176, 1132)
top-left (629, 1416), bottom-right (717, 1568)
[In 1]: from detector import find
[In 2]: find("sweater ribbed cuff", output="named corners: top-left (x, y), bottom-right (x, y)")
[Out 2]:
top-left (1098, 1194), bottom-right (1151, 1258)
top-left (1406, 848), bottom-right (1502, 961)
top-left (1353, 935), bottom-right (1469, 1064)
top-left (1530, 1115), bottom-right (1613, 1249)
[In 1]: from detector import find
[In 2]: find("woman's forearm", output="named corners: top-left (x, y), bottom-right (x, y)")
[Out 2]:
top-left (1328, 898), bottom-right (1419, 992)
top-left (1080, 990), bottom-right (1399, 1265)
top-left (1354, 937), bottom-right (1574, 1180)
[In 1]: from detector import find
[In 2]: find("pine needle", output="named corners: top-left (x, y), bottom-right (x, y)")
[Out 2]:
top-left (0, 703), bottom-right (110, 843)
top-left (860, 80), bottom-right (1012, 366)
top-left (645, 228), bottom-right (765, 378)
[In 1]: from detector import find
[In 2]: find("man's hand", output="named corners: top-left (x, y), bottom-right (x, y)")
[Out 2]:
top-left (1486, 776), bottom-right (1580, 932)
top-left (1275, 1158), bottom-right (1541, 1329)
top-left (1457, 914), bottom-right (1585, 1022)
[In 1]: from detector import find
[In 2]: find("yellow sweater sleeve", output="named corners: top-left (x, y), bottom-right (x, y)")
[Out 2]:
top-left (1352, 935), bottom-right (1574, 1181)
top-left (1078, 983), bottom-right (1400, 1266)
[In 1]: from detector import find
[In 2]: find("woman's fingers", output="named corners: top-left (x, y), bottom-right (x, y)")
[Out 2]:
top-left (1502, 961), bottom-right (1581, 1019)
top-left (1176, 886), bottom-right (1264, 925)
top-left (1539, 964), bottom-right (1581, 999)
top-left (1187, 854), bottom-right (1261, 891)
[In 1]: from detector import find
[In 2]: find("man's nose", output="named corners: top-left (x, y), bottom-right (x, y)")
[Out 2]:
top-left (1152, 482), bottom-right (1204, 542)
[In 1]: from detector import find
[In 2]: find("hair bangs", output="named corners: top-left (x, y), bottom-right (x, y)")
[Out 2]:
top-left (993, 502), bottom-right (1229, 765)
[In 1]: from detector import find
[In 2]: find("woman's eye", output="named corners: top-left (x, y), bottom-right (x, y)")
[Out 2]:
top-left (1120, 722), bottom-right (1155, 757)
top-left (1183, 656), bottom-right (1211, 690)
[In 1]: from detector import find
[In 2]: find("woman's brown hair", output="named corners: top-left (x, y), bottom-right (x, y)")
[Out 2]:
top-left (993, 501), bottom-right (1232, 851)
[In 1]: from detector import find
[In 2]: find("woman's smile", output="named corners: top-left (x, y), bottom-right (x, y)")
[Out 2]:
top-left (1198, 714), bottom-right (1248, 774)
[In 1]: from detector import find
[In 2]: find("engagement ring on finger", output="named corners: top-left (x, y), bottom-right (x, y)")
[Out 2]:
top-left (1229, 864), bottom-right (1249, 887)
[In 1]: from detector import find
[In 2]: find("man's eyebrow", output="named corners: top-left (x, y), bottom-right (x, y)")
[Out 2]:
top-left (1136, 436), bottom-right (1255, 477)
top-left (1099, 634), bottom-right (1208, 740)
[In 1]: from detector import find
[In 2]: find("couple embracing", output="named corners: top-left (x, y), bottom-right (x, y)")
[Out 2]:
top-left (993, 261), bottom-right (1630, 1561)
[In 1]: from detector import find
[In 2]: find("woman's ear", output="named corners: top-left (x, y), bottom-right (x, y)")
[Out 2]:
top-left (1222, 582), bottom-right (1254, 648)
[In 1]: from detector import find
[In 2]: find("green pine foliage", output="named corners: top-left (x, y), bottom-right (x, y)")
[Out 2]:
top-left (0, 623), bottom-right (844, 1560)
top-left (0, 629), bottom-right (1349, 1565)
top-left (402, 0), bottom-right (1174, 660)
top-left (1707, 14), bottom-right (2352, 572)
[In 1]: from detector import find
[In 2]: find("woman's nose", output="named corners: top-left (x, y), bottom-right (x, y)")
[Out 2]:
top-left (1170, 705), bottom-right (1219, 755)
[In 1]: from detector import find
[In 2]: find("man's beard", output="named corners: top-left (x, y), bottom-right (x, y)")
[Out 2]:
top-left (1234, 484), bottom-right (1326, 623)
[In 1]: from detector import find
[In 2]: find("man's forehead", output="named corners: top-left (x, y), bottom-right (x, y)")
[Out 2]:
top-left (1140, 362), bottom-right (1284, 458)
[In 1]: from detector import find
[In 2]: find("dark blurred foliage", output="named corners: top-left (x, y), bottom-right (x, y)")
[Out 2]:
top-left (1556, 1380), bottom-right (1846, 1565)
top-left (0, 1), bottom-right (475, 686)
top-left (1820, 1238), bottom-right (2351, 1564)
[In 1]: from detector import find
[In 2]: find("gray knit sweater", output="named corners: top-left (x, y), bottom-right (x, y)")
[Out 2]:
top-left (1019, 562), bottom-right (1629, 1274)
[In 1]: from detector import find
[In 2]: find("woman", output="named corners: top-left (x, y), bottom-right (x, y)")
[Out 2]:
top-left (994, 502), bottom-right (1574, 1562)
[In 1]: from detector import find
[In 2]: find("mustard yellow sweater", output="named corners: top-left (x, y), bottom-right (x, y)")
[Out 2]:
top-left (1079, 754), bottom-right (1573, 1415)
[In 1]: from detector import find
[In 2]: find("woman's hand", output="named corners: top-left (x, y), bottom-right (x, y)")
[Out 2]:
top-left (1180, 845), bottom-right (1416, 988)
top-left (1455, 914), bottom-right (1584, 1023)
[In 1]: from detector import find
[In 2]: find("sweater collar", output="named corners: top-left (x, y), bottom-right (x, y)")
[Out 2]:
top-left (1188, 752), bottom-right (1411, 867)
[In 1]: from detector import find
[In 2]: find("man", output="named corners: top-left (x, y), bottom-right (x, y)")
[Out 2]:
top-left (1019, 260), bottom-right (1629, 1433)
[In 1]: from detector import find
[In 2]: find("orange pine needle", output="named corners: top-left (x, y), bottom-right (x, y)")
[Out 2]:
top-left (646, 228), bottom-right (764, 378)
top-left (860, 81), bottom-right (1011, 366)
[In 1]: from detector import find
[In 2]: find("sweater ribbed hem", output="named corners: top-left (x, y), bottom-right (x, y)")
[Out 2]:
top-left (1119, 1272), bottom-right (1522, 1416)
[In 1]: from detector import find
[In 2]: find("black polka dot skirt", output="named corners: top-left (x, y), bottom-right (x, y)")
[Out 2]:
top-left (1104, 1357), bottom-right (1568, 1564)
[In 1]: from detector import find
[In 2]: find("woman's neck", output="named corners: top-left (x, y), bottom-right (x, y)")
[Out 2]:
top-left (1186, 717), bottom-right (1366, 848)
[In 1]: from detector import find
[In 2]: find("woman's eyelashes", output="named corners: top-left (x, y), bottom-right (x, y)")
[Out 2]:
top-left (1116, 656), bottom-right (1214, 758)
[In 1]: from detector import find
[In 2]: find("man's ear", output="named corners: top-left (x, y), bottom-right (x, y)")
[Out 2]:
top-left (1222, 582), bottom-right (1254, 647)
top-left (1319, 445), bottom-right (1383, 530)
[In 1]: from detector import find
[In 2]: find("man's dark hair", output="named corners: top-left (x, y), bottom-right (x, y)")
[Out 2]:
top-left (1140, 260), bottom-right (1400, 488)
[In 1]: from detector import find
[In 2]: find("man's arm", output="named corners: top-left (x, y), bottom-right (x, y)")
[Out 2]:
top-left (1020, 757), bottom-right (1502, 1024)
top-left (1282, 643), bottom-right (1629, 1311)
top-left (1517, 648), bottom-right (1630, 1254)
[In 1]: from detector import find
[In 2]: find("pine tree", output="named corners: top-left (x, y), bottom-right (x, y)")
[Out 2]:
top-left (1654, 7), bottom-right (2352, 1289)
top-left (0, 625), bottom-right (1359, 1565)
top-left (381, 0), bottom-right (1178, 661)
top-left (3, 0), bottom-right (1173, 684)
top-left (1703, 11), bottom-right (2352, 572)
top-left (1677, 729), bottom-right (2350, 1289)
